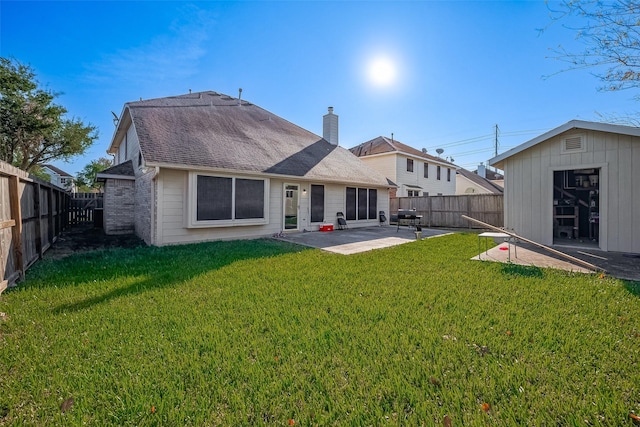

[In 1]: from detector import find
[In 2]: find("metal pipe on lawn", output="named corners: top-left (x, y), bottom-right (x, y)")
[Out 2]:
top-left (461, 215), bottom-right (603, 273)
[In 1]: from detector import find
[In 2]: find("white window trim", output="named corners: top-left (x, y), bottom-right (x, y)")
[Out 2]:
top-left (187, 171), bottom-right (270, 228)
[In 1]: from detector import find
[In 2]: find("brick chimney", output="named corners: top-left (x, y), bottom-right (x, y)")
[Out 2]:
top-left (323, 107), bottom-right (338, 145)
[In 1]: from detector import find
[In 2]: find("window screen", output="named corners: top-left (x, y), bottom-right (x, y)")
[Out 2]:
top-left (197, 176), bottom-right (232, 220)
top-left (368, 189), bottom-right (377, 219)
top-left (235, 178), bottom-right (264, 219)
top-left (358, 188), bottom-right (368, 220)
top-left (346, 187), bottom-right (356, 220)
top-left (310, 185), bottom-right (325, 223)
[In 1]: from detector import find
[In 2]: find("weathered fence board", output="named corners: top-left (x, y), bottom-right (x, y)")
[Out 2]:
top-left (390, 194), bottom-right (504, 229)
top-left (68, 192), bottom-right (103, 225)
top-left (0, 160), bottom-right (69, 292)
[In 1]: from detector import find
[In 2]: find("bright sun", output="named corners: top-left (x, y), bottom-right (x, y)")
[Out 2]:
top-left (367, 56), bottom-right (397, 87)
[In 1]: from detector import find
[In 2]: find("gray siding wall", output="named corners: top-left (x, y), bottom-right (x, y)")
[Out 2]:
top-left (503, 129), bottom-right (640, 252)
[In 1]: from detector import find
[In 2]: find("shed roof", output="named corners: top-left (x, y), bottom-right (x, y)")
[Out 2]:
top-left (350, 136), bottom-right (457, 168)
top-left (489, 120), bottom-right (640, 169)
top-left (109, 91), bottom-right (390, 187)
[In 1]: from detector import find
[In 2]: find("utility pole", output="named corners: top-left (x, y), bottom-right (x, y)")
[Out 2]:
top-left (493, 124), bottom-right (500, 171)
top-left (494, 124), bottom-right (499, 158)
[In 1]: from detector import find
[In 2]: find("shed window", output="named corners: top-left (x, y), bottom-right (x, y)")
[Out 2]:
top-left (310, 184), bottom-right (325, 223)
top-left (407, 158), bottom-right (414, 172)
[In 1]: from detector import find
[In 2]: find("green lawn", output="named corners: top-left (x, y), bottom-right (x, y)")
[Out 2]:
top-left (1, 233), bottom-right (639, 426)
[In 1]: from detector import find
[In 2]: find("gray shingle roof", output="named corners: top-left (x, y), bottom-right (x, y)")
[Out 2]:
top-left (123, 91), bottom-right (390, 186)
top-left (42, 164), bottom-right (72, 177)
top-left (97, 160), bottom-right (134, 178)
top-left (350, 136), bottom-right (457, 167)
top-left (457, 168), bottom-right (503, 194)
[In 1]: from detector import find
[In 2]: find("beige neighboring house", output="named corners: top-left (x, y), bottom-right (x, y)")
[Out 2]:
top-left (41, 164), bottom-right (76, 192)
top-left (489, 120), bottom-right (640, 253)
top-left (455, 164), bottom-right (503, 195)
top-left (97, 91), bottom-right (393, 245)
top-left (482, 167), bottom-right (504, 189)
top-left (350, 136), bottom-right (458, 198)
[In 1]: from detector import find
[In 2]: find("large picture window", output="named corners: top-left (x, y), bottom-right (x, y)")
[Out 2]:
top-left (235, 178), bottom-right (264, 219)
top-left (358, 188), bottom-right (368, 220)
top-left (310, 185), bottom-right (325, 223)
top-left (346, 186), bottom-right (378, 221)
top-left (197, 176), bottom-right (232, 220)
top-left (368, 189), bottom-right (377, 219)
top-left (346, 187), bottom-right (357, 220)
top-left (191, 173), bottom-right (268, 227)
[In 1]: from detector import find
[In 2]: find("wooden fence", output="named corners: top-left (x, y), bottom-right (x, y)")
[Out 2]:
top-left (1, 160), bottom-right (70, 292)
top-left (69, 192), bottom-right (103, 225)
top-left (390, 194), bottom-right (504, 229)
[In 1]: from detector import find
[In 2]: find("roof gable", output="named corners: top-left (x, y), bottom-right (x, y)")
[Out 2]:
top-left (489, 120), bottom-right (640, 169)
top-left (350, 136), bottom-right (457, 168)
top-left (457, 168), bottom-right (503, 194)
top-left (112, 91), bottom-right (390, 186)
top-left (42, 164), bottom-right (72, 177)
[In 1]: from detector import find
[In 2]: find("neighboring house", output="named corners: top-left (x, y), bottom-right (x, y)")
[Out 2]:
top-left (455, 166), bottom-right (504, 195)
top-left (480, 167), bottom-right (504, 188)
top-left (349, 136), bottom-right (458, 197)
top-left (489, 120), bottom-right (640, 253)
top-left (97, 91), bottom-right (392, 245)
top-left (41, 164), bottom-right (76, 192)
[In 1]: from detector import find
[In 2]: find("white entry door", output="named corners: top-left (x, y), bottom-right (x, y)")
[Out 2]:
top-left (284, 184), bottom-right (299, 230)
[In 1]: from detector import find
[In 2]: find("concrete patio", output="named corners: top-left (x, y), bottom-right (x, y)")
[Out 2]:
top-left (274, 225), bottom-right (451, 255)
top-left (473, 239), bottom-right (640, 282)
top-left (274, 226), bottom-right (639, 282)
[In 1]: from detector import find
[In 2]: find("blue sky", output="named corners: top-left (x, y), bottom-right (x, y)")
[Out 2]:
top-left (2, 1), bottom-right (638, 175)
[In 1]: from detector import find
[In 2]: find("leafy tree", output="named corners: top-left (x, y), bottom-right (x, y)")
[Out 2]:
top-left (0, 57), bottom-right (98, 171)
top-left (29, 165), bottom-right (52, 182)
top-left (75, 157), bottom-right (113, 192)
top-left (547, 1), bottom-right (640, 95)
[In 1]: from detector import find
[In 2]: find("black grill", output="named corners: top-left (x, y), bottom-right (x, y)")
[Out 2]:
top-left (396, 209), bottom-right (422, 231)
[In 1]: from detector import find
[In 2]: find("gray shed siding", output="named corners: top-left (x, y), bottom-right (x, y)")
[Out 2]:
top-left (502, 129), bottom-right (640, 253)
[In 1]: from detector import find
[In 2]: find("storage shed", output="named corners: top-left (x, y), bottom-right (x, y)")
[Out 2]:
top-left (489, 120), bottom-right (640, 253)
